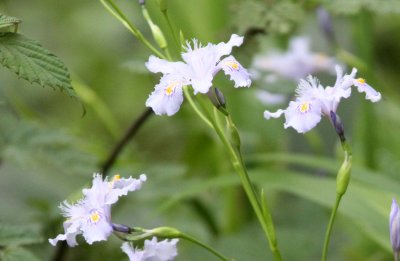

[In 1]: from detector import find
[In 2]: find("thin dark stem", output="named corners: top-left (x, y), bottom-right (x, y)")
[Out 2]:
top-left (101, 107), bottom-right (153, 175)
top-left (51, 107), bottom-right (153, 261)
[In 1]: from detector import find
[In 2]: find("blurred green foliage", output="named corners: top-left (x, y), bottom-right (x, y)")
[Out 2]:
top-left (0, 0), bottom-right (399, 260)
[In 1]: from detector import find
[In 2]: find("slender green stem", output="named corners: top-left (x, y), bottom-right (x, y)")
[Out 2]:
top-left (395, 251), bottom-right (399, 261)
top-left (183, 87), bottom-right (214, 129)
top-left (180, 233), bottom-right (231, 261)
top-left (210, 107), bottom-right (281, 260)
top-left (162, 10), bottom-right (180, 49)
top-left (322, 193), bottom-right (343, 261)
top-left (100, 0), bottom-right (166, 59)
top-left (322, 140), bottom-right (352, 261)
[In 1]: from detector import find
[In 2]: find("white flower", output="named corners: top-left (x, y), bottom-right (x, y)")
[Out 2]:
top-left (49, 174), bottom-right (147, 247)
top-left (121, 237), bottom-right (179, 261)
top-left (264, 66), bottom-right (381, 133)
top-left (145, 34), bottom-right (251, 116)
top-left (252, 36), bottom-right (336, 82)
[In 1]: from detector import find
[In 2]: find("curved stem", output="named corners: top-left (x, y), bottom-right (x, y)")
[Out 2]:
top-left (180, 233), bottom-right (230, 261)
top-left (321, 193), bottom-right (342, 261)
top-left (208, 107), bottom-right (281, 260)
top-left (183, 87), bottom-right (214, 129)
top-left (322, 140), bottom-right (352, 261)
top-left (101, 107), bottom-right (153, 175)
top-left (100, 0), bottom-right (166, 59)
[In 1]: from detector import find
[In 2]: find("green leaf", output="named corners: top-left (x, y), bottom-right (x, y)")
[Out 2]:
top-left (0, 247), bottom-right (41, 261)
top-left (0, 224), bottom-right (43, 246)
top-left (0, 32), bottom-right (75, 96)
top-left (0, 14), bottom-right (21, 30)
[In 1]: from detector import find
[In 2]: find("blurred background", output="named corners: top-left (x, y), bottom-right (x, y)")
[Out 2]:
top-left (0, 0), bottom-right (400, 260)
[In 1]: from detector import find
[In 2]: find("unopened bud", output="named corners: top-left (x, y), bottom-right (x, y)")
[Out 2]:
top-left (330, 111), bottom-right (345, 143)
top-left (207, 87), bottom-right (227, 115)
top-left (112, 223), bottom-right (132, 233)
top-left (150, 226), bottom-right (181, 238)
top-left (138, 0), bottom-right (145, 6)
top-left (390, 199), bottom-right (400, 254)
top-left (336, 156), bottom-right (351, 195)
top-left (141, 7), bottom-right (168, 49)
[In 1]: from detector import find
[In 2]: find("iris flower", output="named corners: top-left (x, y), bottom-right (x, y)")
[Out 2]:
top-left (121, 237), bottom-right (179, 261)
top-left (49, 174), bottom-right (147, 246)
top-left (264, 66), bottom-right (381, 133)
top-left (146, 34), bottom-right (251, 116)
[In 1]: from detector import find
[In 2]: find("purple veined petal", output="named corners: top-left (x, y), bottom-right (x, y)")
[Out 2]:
top-left (146, 75), bottom-right (186, 116)
top-left (283, 99), bottom-right (323, 133)
top-left (82, 214), bottom-right (113, 245)
top-left (218, 55), bottom-right (251, 88)
top-left (353, 78), bottom-right (381, 102)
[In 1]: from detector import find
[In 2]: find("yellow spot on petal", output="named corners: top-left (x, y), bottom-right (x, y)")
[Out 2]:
top-left (225, 61), bottom-right (239, 70)
top-left (315, 53), bottom-right (328, 62)
top-left (90, 211), bottom-right (100, 223)
top-left (299, 102), bottom-right (311, 113)
top-left (113, 174), bottom-right (121, 182)
top-left (356, 78), bottom-right (366, 84)
top-left (165, 81), bottom-right (179, 96)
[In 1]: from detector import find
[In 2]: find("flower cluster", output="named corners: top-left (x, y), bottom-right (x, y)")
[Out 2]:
top-left (264, 66), bottom-right (381, 134)
top-left (122, 237), bottom-right (179, 261)
top-left (252, 36), bottom-right (336, 82)
top-left (49, 173), bottom-right (147, 246)
top-left (146, 34), bottom-right (251, 116)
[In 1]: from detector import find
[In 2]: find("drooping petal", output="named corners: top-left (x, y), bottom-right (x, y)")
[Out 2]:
top-left (146, 55), bottom-right (189, 76)
top-left (219, 56), bottom-right (251, 87)
top-left (353, 78), bottom-right (382, 102)
top-left (283, 99), bottom-right (322, 133)
top-left (146, 75), bottom-right (186, 116)
top-left (215, 34), bottom-right (243, 57)
top-left (106, 174), bottom-right (147, 204)
top-left (264, 109), bottom-right (285, 120)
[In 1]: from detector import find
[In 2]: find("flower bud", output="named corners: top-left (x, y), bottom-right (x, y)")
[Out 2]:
top-left (330, 111), bottom-right (345, 143)
top-left (336, 156), bottom-right (351, 195)
top-left (390, 199), bottom-right (400, 253)
top-left (317, 7), bottom-right (336, 44)
top-left (149, 226), bottom-right (181, 238)
top-left (141, 6), bottom-right (167, 49)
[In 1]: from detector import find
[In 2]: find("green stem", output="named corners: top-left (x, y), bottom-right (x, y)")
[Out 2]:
top-left (180, 233), bottom-right (231, 261)
top-left (321, 193), bottom-right (343, 261)
top-left (322, 141), bottom-right (352, 261)
top-left (99, 0), bottom-right (166, 59)
top-left (210, 107), bottom-right (281, 260)
top-left (183, 87), bottom-right (214, 129)
top-left (162, 10), bottom-right (180, 49)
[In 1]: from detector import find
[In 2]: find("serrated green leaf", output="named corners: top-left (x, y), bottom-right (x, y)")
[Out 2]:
top-left (0, 224), bottom-right (43, 246)
top-left (0, 14), bottom-right (21, 31)
top-left (0, 32), bottom-right (75, 96)
top-left (0, 247), bottom-right (41, 261)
